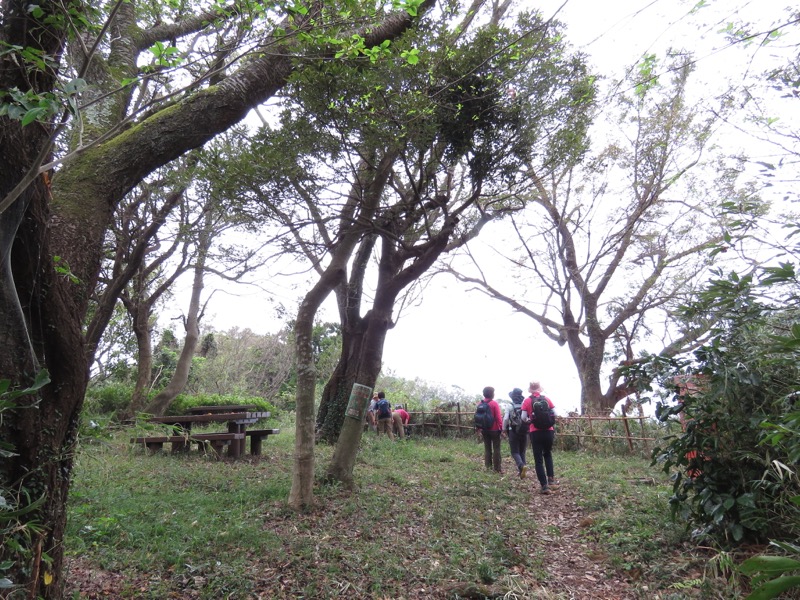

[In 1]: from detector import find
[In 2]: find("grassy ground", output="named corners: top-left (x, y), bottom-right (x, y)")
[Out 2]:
top-left (63, 420), bottom-right (746, 599)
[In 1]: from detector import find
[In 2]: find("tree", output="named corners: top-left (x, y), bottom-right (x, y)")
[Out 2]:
top-left (645, 12), bottom-right (800, 548)
top-left (94, 163), bottom-right (196, 418)
top-left (447, 54), bottom-right (760, 414)
top-left (87, 301), bottom-right (138, 385)
top-left (143, 146), bottom-right (273, 415)
top-left (92, 135), bottom-right (275, 418)
top-left (0, 0), bottom-right (433, 594)
top-left (231, 4), bottom-right (596, 496)
top-left (143, 205), bottom-right (214, 415)
top-left (187, 327), bottom-right (296, 400)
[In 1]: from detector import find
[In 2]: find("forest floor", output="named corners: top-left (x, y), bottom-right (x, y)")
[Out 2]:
top-left (62, 430), bottom-right (748, 599)
top-left (65, 482), bottom-right (647, 599)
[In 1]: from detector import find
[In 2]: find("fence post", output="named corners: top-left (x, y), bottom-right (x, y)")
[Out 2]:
top-left (621, 405), bottom-right (634, 453)
top-left (587, 414), bottom-right (595, 448)
top-left (456, 402), bottom-right (461, 437)
top-left (639, 414), bottom-right (647, 451)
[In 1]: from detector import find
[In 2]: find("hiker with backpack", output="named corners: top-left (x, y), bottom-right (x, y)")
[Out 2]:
top-left (503, 388), bottom-right (529, 479)
top-left (474, 386), bottom-right (504, 473)
top-left (367, 393), bottom-right (379, 433)
top-left (375, 391), bottom-right (394, 440)
top-left (520, 381), bottom-right (558, 494)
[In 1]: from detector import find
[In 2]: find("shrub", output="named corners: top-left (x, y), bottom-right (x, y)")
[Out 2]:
top-left (168, 393), bottom-right (276, 417)
top-left (648, 272), bottom-right (800, 544)
top-left (83, 382), bottom-right (135, 416)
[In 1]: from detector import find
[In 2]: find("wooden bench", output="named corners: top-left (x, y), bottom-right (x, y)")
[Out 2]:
top-left (131, 432), bottom-right (245, 457)
top-left (245, 428), bottom-right (280, 455)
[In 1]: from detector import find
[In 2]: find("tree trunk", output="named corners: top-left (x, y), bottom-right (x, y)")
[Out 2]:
top-left (288, 151), bottom-right (397, 507)
top-left (325, 308), bottom-right (391, 486)
top-left (578, 356), bottom-right (607, 416)
top-left (321, 211), bottom-right (457, 484)
top-left (1, 3), bottom-right (432, 593)
top-left (289, 263), bottom-right (353, 508)
top-left (120, 301), bottom-right (154, 420)
top-left (2, 179), bottom-right (93, 599)
top-left (144, 210), bottom-right (211, 415)
top-left (1, 5), bottom-right (77, 594)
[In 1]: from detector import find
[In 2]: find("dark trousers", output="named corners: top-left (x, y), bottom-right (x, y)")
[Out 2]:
top-left (529, 429), bottom-right (555, 486)
top-left (482, 429), bottom-right (502, 472)
top-left (508, 428), bottom-right (527, 471)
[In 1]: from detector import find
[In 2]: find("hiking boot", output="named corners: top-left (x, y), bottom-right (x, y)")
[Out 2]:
top-left (540, 485), bottom-right (550, 495)
top-left (548, 477), bottom-right (559, 487)
top-left (519, 465), bottom-right (528, 479)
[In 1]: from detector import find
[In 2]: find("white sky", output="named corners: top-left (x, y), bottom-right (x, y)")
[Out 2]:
top-left (381, 0), bottom-right (795, 413)
top-left (178, 0), bottom-right (794, 415)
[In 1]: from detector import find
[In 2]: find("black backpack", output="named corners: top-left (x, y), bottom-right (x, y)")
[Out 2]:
top-left (377, 399), bottom-right (391, 419)
top-left (474, 399), bottom-right (495, 430)
top-left (531, 396), bottom-right (555, 429)
top-left (509, 402), bottom-right (526, 434)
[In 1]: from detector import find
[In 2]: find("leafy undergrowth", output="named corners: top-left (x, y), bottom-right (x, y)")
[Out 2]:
top-left (64, 427), bottom-right (752, 599)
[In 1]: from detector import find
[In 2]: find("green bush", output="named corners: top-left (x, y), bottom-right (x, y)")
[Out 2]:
top-left (168, 393), bottom-right (276, 416)
top-left (83, 382), bottom-right (135, 416)
top-left (648, 272), bottom-right (800, 545)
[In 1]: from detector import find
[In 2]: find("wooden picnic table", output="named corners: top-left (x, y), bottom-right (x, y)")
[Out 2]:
top-left (131, 409), bottom-right (278, 458)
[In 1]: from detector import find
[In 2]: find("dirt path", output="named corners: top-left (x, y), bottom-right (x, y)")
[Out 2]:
top-left (531, 477), bottom-right (636, 599)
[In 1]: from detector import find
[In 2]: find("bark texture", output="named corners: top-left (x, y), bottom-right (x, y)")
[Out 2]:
top-left (0, 1), bottom-right (432, 594)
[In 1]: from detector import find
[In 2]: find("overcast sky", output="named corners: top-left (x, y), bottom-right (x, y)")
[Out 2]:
top-left (380, 0), bottom-right (794, 413)
top-left (186, 0), bottom-right (793, 415)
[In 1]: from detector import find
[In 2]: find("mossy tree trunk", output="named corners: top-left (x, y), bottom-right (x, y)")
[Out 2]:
top-left (1, 2), bottom-right (429, 594)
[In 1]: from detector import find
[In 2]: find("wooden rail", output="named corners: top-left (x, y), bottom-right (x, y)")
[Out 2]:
top-left (404, 403), bottom-right (664, 453)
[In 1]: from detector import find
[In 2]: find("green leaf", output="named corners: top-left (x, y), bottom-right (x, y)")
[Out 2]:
top-left (28, 4), bottom-right (45, 18)
top-left (62, 77), bottom-right (86, 95)
top-left (401, 48), bottom-right (419, 65)
top-left (740, 555), bottom-right (800, 577)
top-left (746, 576), bottom-right (800, 600)
top-left (0, 493), bottom-right (46, 520)
top-left (731, 523), bottom-right (743, 541)
top-left (21, 106), bottom-right (46, 126)
top-left (31, 369), bottom-right (50, 391)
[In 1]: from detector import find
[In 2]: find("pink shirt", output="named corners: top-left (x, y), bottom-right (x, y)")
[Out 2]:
top-left (395, 408), bottom-right (410, 424)
top-left (521, 393), bottom-right (555, 432)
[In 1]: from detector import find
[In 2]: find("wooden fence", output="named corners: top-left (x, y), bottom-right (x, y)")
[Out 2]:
top-left (405, 404), bottom-right (666, 454)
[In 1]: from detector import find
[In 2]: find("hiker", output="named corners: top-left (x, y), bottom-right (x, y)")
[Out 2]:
top-left (375, 391), bottom-right (394, 440)
top-left (367, 393), bottom-right (378, 433)
top-left (475, 386), bottom-right (504, 473)
top-left (503, 387), bottom-right (528, 478)
top-left (521, 380), bottom-right (558, 494)
top-left (392, 405), bottom-right (410, 439)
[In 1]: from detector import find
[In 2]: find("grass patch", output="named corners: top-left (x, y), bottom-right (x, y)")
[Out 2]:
top-left (65, 422), bottom-right (743, 598)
